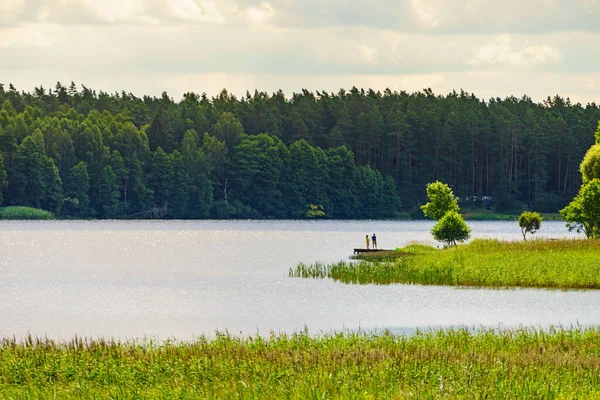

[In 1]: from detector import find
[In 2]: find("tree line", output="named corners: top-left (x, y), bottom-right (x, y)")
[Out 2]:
top-left (0, 82), bottom-right (598, 219)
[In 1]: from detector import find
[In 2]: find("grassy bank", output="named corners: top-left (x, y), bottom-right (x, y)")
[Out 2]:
top-left (2, 329), bottom-right (600, 398)
top-left (291, 239), bottom-right (600, 289)
top-left (0, 206), bottom-right (53, 220)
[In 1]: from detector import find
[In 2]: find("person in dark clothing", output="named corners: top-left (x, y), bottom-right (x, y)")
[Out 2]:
top-left (371, 233), bottom-right (377, 249)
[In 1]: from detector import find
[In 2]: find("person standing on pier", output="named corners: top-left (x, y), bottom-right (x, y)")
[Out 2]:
top-left (372, 233), bottom-right (377, 249)
top-left (366, 235), bottom-right (370, 249)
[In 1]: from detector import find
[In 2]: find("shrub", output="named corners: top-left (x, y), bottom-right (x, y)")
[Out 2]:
top-left (431, 211), bottom-right (471, 246)
top-left (0, 206), bottom-right (54, 220)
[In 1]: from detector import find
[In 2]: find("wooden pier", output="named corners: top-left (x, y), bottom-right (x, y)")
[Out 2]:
top-left (353, 248), bottom-right (393, 255)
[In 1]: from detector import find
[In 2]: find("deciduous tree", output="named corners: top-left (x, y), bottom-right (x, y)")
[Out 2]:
top-left (431, 210), bottom-right (471, 246)
top-left (421, 181), bottom-right (459, 221)
top-left (518, 211), bottom-right (542, 240)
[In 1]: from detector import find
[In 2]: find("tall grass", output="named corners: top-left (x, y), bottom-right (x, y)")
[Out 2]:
top-left (1, 328), bottom-right (600, 398)
top-left (0, 206), bottom-right (53, 220)
top-left (290, 238), bottom-right (600, 289)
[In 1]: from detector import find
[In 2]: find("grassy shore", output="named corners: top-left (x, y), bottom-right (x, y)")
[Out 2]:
top-left (0, 206), bottom-right (53, 220)
top-left (291, 239), bottom-right (600, 289)
top-left (2, 329), bottom-right (600, 398)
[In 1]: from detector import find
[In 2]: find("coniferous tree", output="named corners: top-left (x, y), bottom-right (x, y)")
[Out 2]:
top-left (0, 82), bottom-right (599, 219)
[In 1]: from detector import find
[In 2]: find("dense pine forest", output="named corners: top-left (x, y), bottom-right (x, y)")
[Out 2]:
top-left (0, 82), bottom-right (598, 219)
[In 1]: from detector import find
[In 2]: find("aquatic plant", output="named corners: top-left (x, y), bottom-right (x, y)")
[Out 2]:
top-left (291, 238), bottom-right (600, 289)
top-left (2, 328), bottom-right (600, 398)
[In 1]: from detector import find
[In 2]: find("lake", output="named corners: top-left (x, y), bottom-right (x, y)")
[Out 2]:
top-left (0, 220), bottom-right (597, 341)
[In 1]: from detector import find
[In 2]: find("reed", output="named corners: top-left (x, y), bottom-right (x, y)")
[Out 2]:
top-left (290, 238), bottom-right (600, 288)
top-left (0, 206), bottom-right (54, 220)
top-left (1, 328), bottom-right (600, 398)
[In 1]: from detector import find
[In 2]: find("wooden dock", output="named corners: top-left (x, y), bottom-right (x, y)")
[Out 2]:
top-left (353, 248), bottom-right (393, 255)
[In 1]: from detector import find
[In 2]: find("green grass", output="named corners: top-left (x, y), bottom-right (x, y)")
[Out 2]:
top-left (0, 206), bottom-right (53, 220)
top-left (3, 329), bottom-right (600, 398)
top-left (291, 238), bottom-right (600, 289)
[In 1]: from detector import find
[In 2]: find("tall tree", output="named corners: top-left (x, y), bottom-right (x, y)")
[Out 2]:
top-left (18, 131), bottom-right (63, 213)
top-left (0, 153), bottom-right (6, 205)
top-left (63, 161), bottom-right (91, 217)
top-left (232, 134), bottom-right (288, 217)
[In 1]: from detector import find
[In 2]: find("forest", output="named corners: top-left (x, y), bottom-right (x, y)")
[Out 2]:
top-left (0, 82), bottom-right (598, 219)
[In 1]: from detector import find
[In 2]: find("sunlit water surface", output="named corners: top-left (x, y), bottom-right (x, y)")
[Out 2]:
top-left (0, 220), bottom-right (596, 341)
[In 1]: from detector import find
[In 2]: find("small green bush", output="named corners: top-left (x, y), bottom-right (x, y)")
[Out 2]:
top-left (0, 206), bottom-right (53, 220)
top-left (431, 211), bottom-right (471, 246)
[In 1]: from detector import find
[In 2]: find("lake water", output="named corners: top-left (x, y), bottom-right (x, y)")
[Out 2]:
top-left (1, 220), bottom-right (597, 341)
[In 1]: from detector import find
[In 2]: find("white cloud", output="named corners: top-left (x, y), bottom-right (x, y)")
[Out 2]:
top-left (245, 2), bottom-right (276, 26)
top-left (0, 0), bottom-right (24, 14)
top-left (468, 35), bottom-right (561, 67)
top-left (410, 0), bottom-right (558, 28)
top-left (583, 0), bottom-right (600, 11)
top-left (357, 44), bottom-right (378, 64)
top-left (5, 0), bottom-right (236, 25)
top-left (0, 26), bottom-right (59, 49)
top-left (0, 0), bottom-right (25, 24)
top-left (0, 0), bottom-right (599, 105)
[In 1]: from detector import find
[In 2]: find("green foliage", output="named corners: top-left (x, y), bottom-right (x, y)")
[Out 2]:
top-left (18, 131), bottom-right (63, 213)
top-left (0, 153), bottom-right (6, 204)
top-left (561, 179), bottom-right (600, 238)
top-left (355, 165), bottom-right (384, 218)
top-left (431, 210), bottom-right (471, 246)
top-left (146, 147), bottom-right (173, 209)
top-left (292, 238), bottom-right (600, 289)
top-left (180, 128), bottom-right (199, 168)
top-left (421, 181), bottom-right (459, 221)
top-left (63, 161), bottom-right (90, 217)
top-left (580, 144), bottom-right (600, 184)
top-left (305, 204), bottom-right (325, 218)
top-left (518, 211), bottom-right (542, 240)
top-left (94, 166), bottom-right (120, 218)
top-left (325, 146), bottom-right (359, 218)
top-left (0, 84), bottom-right (598, 219)
top-left (0, 206), bottom-right (53, 220)
top-left (232, 133), bottom-right (288, 217)
top-left (5, 329), bottom-right (600, 398)
top-left (169, 150), bottom-right (190, 218)
top-left (211, 112), bottom-right (245, 151)
top-left (288, 139), bottom-right (329, 216)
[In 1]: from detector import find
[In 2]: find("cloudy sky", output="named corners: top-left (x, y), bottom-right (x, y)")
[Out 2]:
top-left (1, 0), bottom-right (600, 103)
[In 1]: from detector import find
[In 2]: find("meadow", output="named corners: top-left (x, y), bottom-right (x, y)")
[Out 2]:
top-left (2, 329), bottom-right (600, 398)
top-left (290, 239), bottom-right (600, 289)
top-left (0, 206), bottom-right (53, 220)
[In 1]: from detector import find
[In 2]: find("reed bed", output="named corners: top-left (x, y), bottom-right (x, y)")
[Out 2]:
top-left (0, 206), bottom-right (53, 220)
top-left (290, 238), bottom-right (600, 289)
top-left (2, 328), bottom-right (600, 398)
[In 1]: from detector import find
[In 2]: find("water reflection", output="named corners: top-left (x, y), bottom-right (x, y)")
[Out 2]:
top-left (0, 220), bottom-right (593, 341)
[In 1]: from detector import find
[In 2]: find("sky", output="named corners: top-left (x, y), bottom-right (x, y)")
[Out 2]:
top-left (1, 0), bottom-right (600, 103)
